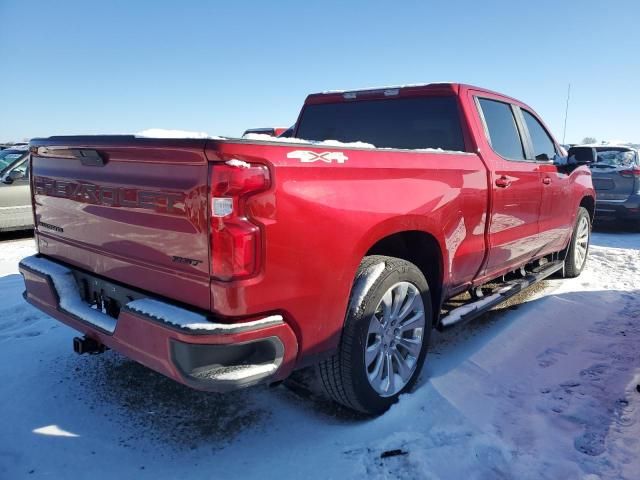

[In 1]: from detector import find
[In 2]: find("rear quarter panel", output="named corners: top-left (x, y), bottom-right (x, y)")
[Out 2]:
top-left (207, 140), bottom-right (488, 360)
top-left (571, 165), bottom-right (596, 212)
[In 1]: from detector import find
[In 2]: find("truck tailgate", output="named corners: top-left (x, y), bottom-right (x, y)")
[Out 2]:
top-left (30, 136), bottom-right (211, 310)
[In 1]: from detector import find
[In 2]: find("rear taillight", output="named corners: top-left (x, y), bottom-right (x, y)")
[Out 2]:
top-left (210, 162), bottom-right (270, 280)
top-left (619, 168), bottom-right (640, 178)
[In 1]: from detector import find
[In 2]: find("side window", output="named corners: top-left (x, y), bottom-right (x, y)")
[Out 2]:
top-left (478, 98), bottom-right (525, 160)
top-left (522, 110), bottom-right (556, 161)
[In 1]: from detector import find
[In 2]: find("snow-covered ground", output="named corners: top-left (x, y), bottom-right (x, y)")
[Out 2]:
top-left (0, 229), bottom-right (638, 479)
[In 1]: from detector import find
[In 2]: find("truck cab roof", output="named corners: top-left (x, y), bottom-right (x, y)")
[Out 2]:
top-left (306, 82), bottom-right (523, 106)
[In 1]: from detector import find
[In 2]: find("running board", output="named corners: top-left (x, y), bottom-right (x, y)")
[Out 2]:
top-left (438, 260), bottom-right (563, 331)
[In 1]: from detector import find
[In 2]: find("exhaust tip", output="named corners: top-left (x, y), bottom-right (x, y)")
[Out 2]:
top-left (73, 336), bottom-right (107, 355)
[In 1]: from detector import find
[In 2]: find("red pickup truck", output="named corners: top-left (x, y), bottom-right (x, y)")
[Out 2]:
top-left (21, 83), bottom-right (596, 414)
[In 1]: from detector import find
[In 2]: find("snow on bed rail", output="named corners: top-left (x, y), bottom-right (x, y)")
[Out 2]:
top-left (242, 133), bottom-right (374, 148)
top-left (135, 129), bottom-right (226, 140)
top-left (125, 298), bottom-right (283, 332)
top-left (242, 133), bottom-right (316, 144)
top-left (317, 139), bottom-right (377, 149)
top-left (20, 256), bottom-right (117, 333)
top-left (132, 129), bottom-right (469, 154)
top-left (241, 133), bottom-right (468, 154)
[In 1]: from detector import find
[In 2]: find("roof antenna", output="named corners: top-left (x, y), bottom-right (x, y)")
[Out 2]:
top-left (562, 83), bottom-right (571, 144)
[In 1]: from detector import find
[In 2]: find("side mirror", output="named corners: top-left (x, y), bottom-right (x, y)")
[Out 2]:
top-left (568, 146), bottom-right (596, 165)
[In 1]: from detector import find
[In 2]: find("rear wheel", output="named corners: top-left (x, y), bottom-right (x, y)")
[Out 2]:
top-left (563, 207), bottom-right (591, 278)
top-left (318, 255), bottom-right (432, 415)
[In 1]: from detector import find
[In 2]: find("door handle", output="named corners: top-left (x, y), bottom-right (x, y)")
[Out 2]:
top-left (542, 177), bottom-right (551, 185)
top-left (495, 176), bottom-right (511, 188)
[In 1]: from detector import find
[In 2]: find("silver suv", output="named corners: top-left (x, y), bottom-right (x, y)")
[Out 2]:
top-left (0, 146), bottom-right (32, 231)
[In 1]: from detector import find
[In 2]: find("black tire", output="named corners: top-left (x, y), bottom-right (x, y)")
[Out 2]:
top-left (318, 255), bottom-right (433, 415)
top-left (563, 207), bottom-right (591, 278)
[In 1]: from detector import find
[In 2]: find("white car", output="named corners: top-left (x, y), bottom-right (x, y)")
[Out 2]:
top-left (0, 145), bottom-right (33, 232)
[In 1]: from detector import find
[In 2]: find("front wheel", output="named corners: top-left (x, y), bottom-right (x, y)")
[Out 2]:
top-left (563, 207), bottom-right (591, 278)
top-left (318, 255), bottom-right (432, 415)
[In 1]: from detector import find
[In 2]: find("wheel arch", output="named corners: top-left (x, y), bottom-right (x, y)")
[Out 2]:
top-left (580, 195), bottom-right (595, 222)
top-left (364, 229), bottom-right (444, 325)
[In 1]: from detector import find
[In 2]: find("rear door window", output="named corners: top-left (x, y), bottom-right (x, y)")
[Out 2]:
top-left (522, 110), bottom-right (556, 161)
top-left (296, 96), bottom-right (466, 151)
top-left (478, 98), bottom-right (526, 160)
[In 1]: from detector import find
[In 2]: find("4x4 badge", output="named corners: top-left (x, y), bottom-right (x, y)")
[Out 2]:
top-left (287, 150), bottom-right (348, 164)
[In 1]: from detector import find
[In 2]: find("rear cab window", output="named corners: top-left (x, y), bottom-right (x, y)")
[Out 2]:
top-left (477, 98), bottom-right (526, 160)
top-left (295, 96), bottom-right (466, 151)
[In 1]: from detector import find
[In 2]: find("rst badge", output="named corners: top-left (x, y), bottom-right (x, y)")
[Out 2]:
top-left (287, 150), bottom-right (348, 164)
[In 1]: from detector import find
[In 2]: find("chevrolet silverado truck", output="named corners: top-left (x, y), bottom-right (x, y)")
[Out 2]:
top-left (20, 83), bottom-right (596, 414)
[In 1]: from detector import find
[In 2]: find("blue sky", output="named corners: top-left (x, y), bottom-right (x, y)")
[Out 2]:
top-left (1, 0), bottom-right (639, 143)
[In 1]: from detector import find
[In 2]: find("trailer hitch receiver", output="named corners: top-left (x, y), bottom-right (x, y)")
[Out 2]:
top-left (73, 336), bottom-right (108, 355)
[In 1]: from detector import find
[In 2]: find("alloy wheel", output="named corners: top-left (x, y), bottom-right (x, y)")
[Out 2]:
top-left (365, 281), bottom-right (425, 397)
top-left (574, 215), bottom-right (590, 269)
